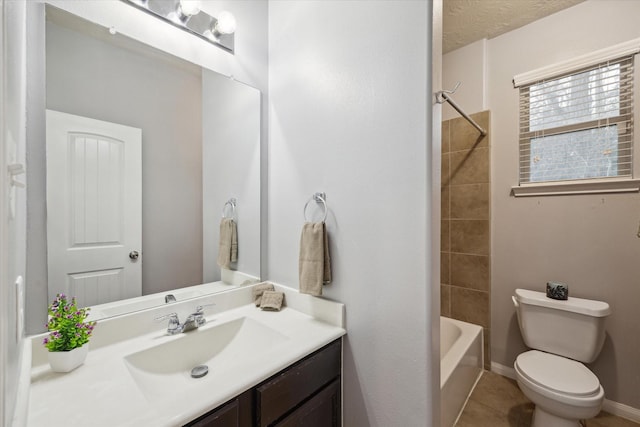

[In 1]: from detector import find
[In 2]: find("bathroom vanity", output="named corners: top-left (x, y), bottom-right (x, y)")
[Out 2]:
top-left (24, 284), bottom-right (346, 427)
top-left (187, 339), bottom-right (341, 427)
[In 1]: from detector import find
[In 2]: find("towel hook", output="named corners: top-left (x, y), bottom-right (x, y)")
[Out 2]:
top-left (303, 192), bottom-right (327, 223)
top-left (222, 198), bottom-right (237, 219)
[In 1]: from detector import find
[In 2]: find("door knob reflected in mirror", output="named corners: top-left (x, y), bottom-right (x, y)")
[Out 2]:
top-left (129, 250), bottom-right (140, 260)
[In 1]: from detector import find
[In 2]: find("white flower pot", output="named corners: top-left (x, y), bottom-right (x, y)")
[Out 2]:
top-left (48, 344), bottom-right (89, 373)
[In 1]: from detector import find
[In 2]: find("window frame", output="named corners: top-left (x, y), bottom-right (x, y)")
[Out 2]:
top-left (511, 40), bottom-right (640, 197)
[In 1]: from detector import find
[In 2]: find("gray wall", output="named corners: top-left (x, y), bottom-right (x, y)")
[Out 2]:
top-left (491, 0), bottom-right (640, 409)
top-left (445, 0), bottom-right (640, 409)
top-left (46, 19), bottom-right (204, 296)
top-left (268, 2), bottom-right (435, 425)
top-left (203, 70), bottom-right (261, 282)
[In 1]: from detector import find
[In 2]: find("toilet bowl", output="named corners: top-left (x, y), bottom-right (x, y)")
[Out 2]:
top-left (512, 289), bottom-right (611, 427)
top-left (515, 350), bottom-right (604, 427)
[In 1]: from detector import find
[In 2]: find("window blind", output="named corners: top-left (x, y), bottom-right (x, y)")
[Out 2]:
top-left (518, 55), bottom-right (634, 184)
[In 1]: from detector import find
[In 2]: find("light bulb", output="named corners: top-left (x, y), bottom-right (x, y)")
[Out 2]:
top-left (178, 0), bottom-right (201, 17)
top-left (214, 11), bottom-right (237, 35)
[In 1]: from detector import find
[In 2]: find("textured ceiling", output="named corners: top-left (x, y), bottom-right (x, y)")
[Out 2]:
top-left (443, 0), bottom-right (586, 53)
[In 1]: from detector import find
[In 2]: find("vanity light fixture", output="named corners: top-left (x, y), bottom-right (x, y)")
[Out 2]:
top-left (177, 0), bottom-right (201, 18)
top-left (213, 11), bottom-right (237, 36)
top-left (121, 0), bottom-right (235, 53)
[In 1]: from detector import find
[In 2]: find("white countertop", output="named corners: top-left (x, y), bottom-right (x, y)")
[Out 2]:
top-left (25, 284), bottom-right (345, 427)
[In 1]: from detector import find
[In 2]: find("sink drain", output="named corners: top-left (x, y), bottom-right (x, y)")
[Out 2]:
top-left (191, 365), bottom-right (209, 378)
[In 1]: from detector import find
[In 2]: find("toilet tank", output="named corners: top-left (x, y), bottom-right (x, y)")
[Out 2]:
top-left (513, 289), bottom-right (611, 363)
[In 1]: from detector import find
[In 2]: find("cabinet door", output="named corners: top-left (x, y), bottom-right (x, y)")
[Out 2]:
top-left (257, 340), bottom-right (341, 426)
top-left (275, 379), bottom-right (341, 427)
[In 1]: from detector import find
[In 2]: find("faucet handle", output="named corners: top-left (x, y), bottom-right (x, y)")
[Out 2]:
top-left (154, 312), bottom-right (179, 321)
top-left (195, 303), bottom-right (216, 314)
top-left (190, 304), bottom-right (216, 327)
top-left (154, 312), bottom-right (181, 334)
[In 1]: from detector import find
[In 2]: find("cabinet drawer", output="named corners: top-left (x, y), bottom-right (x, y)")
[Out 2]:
top-left (185, 399), bottom-right (239, 427)
top-left (184, 390), bottom-right (253, 427)
top-left (256, 339), bottom-right (341, 427)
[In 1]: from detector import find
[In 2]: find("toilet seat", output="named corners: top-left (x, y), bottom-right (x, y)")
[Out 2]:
top-left (516, 350), bottom-right (600, 397)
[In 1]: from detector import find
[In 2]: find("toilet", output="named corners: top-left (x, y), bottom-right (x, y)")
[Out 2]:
top-left (512, 289), bottom-right (611, 427)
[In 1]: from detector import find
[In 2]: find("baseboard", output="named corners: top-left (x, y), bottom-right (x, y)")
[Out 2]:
top-left (490, 362), bottom-right (640, 423)
top-left (602, 399), bottom-right (640, 423)
top-left (490, 361), bottom-right (516, 380)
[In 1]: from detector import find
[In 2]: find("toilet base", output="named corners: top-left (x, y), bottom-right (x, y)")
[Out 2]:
top-left (531, 406), bottom-right (582, 427)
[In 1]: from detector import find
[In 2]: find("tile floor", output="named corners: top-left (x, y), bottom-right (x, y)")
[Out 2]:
top-left (455, 371), bottom-right (640, 427)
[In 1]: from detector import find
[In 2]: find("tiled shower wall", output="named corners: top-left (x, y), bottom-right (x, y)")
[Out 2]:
top-left (441, 110), bottom-right (491, 369)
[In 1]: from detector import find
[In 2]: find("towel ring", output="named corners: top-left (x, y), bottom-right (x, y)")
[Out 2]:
top-left (222, 198), bottom-right (237, 219)
top-left (303, 192), bottom-right (327, 223)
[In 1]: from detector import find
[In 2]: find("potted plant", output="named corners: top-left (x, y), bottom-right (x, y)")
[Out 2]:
top-left (43, 293), bottom-right (96, 373)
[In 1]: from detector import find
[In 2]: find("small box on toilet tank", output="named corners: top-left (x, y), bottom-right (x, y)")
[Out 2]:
top-left (546, 281), bottom-right (568, 300)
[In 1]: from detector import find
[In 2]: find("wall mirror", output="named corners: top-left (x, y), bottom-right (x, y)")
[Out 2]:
top-left (29, 5), bottom-right (261, 330)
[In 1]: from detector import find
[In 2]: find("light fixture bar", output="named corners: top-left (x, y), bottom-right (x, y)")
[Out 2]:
top-left (121, 0), bottom-right (235, 53)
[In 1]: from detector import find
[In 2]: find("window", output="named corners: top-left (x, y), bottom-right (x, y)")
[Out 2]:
top-left (518, 56), bottom-right (634, 185)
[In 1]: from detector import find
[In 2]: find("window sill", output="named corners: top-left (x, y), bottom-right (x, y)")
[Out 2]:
top-left (511, 179), bottom-right (640, 197)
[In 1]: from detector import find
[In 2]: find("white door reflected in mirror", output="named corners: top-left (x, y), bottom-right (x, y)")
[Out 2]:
top-left (46, 110), bottom-right (142, 307)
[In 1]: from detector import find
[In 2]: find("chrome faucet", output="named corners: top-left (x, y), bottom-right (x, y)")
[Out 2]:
top-left (154, 304), bottom-right (215, 335)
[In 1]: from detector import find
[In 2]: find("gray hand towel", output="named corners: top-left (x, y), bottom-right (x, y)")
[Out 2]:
top-left (260, 291), bottom-right (284, 311)
top-left (230, 220), bottom-right (238, 263)
top-left (217, 218), bottom-right (237, 269)
top-left (299, 222), bottom-right (331, 296)
top-left (252, 282), bottom-right (275, 306)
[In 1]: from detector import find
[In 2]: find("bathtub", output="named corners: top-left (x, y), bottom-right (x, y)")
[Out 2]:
top-left (441, 316), bottom-right (484, 427)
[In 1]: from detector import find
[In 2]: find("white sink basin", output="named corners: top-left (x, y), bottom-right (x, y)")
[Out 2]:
top-left (124, 317), bottom-right (288, 402)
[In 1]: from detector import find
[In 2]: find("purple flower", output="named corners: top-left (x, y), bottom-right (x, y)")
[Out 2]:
top-left (43, 338), bottom-right (49, 344)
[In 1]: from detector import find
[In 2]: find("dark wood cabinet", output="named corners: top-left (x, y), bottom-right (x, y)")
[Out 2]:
top-left (275, 379), bottom-right (340, 427)
top-left (183, 339), bottom-right (341, 427)
top-left (257, 339), bottom-right (341, 426)
top-left (184, 390), bottom-right (253, 427)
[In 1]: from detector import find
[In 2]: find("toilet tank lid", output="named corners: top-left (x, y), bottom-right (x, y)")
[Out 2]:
top-left (515, 289), bottom-right (611, 317)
